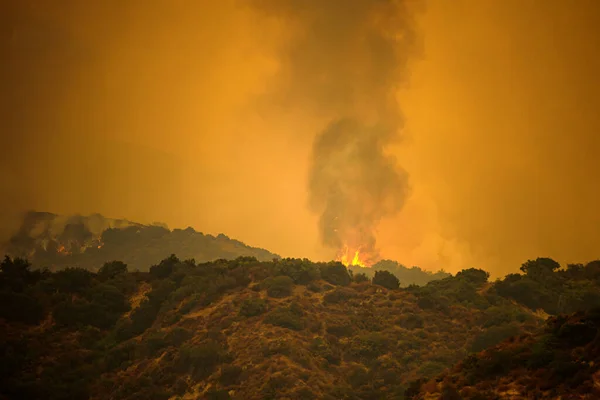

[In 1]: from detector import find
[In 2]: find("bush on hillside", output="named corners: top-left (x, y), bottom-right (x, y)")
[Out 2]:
top-left (239, 297), bottom-right (268, 317)
top-left (219, 364), bottom-right (243, 386)
top-left (326, 322), bottom-right (355, 337)
top-left (52, 267), bottom-right (94, 293)
top-left (307, 282), bottom-right (321, 292)
top-left (348, 332), bottom-right (389, 362)
top-left (88, 283), bottom-right (130, 314)
top-left (97, 261), bottom-right (128, 281)
top-left (165, 327), bottom-right (193, 346)
top-left (262, 276), bottom-right (294, 298)
top-left (455, 268), bottom-right (490, 286)
top-left (149, 254), bottom-right (180, 280)
top-left (177, 340), bottom-right (229, 380)
top-left (396, 313), bottom-right (424, 330)
top-left (0, 256), bottom-right (44, 292)
top-left (274, 259), bottom-right (320, 284)
top-left (470, 324), bottom-right (521, 353)
top-left (265, 304), bottom-right (304, 331)
top-left (130, 300), bottom-right (160, 335)
top-left (372, 270), bottom-right (400, 290)
top-left (323, 287), bottom-right (357, 304)
top-left (319, 262), bottom-right (351, 286)
top-left (0, 291), bottom-right (44, 324)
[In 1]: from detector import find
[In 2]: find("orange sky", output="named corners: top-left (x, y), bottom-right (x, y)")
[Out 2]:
top-left (2, 0), bottom-right (600, 276)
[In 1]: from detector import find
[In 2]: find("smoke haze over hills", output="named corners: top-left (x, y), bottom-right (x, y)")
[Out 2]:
top-left (2, 0), bottom-right (600, 275)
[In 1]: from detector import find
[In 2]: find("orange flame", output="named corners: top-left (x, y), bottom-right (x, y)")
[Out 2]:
top-left (338, 246), bottom-right (369, 268)
top-left (56, 244), bottom-right (71, 255)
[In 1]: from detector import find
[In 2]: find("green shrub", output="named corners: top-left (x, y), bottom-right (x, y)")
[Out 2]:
top-left (219, 364), bottom-right (243, 386)
top-left (417, 361), bottom-right (447, 378)
top-left (262, 338), bottom-right (292, 357)
top-left (147, 280), bottom-right (177, 306)
top-left (455, 268), bottom-right (490, 285)
top-left (113, 319), bottom-right (135, 342)
top-left (527, 336), bottom-right (555, 368)
top-left (326, 322), bottom-right (355, 337)
top-left (294, 387), bottom-right (316, 400)
top-left (0, 291), bottom-right (44, 325)
top-left (310, 337), bottom-right (341, 365)
top-left (440, 382), bottom-right (462, 400)
top-left (144, 331), bottom-right (168, 356)
top-left (323, 287), bottom-right (357, 304)
top-left (177, 340), bottom-right (228, 380)
top-left (274, 259), bottom-right (320, 284)
top-left (103, 341), bottom-right (138, 371)
top-left (261, 375), bottom-right (294, 399)
top-left (204, 389), bottom-right (231, 400)
top-left (353, 273), bottom-right (370, 283)
top-left (52, 267), bottom-right (93, 293)
top-left (88, 283), bottom-right (130, 314)
top-left (348, 366), bottom-right (370, 388)
top-left (308, 282), bottom-right (321, 293)
top-left (320, 262), bottom-right (351, 286)
top-left (373, 270), bottom-right (400, 290)
top-left (348, 332), bottom-right (389, 361)
top-left (149, 254), bottom-right (179, 280)
top-left (54, 299), bottom-right (121, 329)
top-left (396, 313), bottom-right (424, 330)
top-left (262, 276), bottom-right (294, 298)
top-left (470, 324), bottom-right (521, 353)
top-left (53, 284), bottom-right (129, 329)
top-left (265, 305), bottom-right (304, 331)
top-left (166, 327), bottom-right (192, 346)
top-left (0, 256), bottom-right (42, 292)
top-left (97, 261), bottom-right (128, 281)
top-left (130, 300), bottom-right (160, 335)
top-left (239, 298), bottom-right (268, 317)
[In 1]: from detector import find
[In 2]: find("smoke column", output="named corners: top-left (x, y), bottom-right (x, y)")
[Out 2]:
top-left (252, 0), bottom-right (422, 264)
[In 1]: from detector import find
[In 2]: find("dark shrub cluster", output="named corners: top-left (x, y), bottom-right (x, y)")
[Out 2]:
top-left (265, 303), bottom-right (305, 331)
top-left (239, 297), bottom-right (268, 317)
top-left (262, 276), bottom-right (294, 298)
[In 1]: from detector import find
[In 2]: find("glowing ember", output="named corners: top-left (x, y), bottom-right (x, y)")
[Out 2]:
top-left (56, 244), bottom-right (71, 255)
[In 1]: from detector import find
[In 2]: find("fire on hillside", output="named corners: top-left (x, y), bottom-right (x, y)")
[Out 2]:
top-left (337, 245), bottom-right (373, 268)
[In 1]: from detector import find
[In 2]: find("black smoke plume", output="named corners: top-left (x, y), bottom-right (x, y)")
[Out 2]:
top-left (253, 0), bottom-right (422, 263)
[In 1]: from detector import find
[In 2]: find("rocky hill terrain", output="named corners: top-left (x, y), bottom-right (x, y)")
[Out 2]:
top-left (2, 253), bottom-right (600, 399)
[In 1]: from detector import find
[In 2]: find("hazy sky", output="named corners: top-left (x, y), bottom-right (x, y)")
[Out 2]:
top-left (2, 0), bottom-right (600, 276)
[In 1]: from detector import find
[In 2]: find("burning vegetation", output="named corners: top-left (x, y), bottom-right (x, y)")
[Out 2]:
top-left (338, 246), bottom-right (369, 268)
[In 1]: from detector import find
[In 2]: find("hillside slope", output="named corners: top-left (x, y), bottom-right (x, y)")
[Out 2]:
top-left (2, 255), bottom-right (600, 399)
top-left (409, 309), bottom-right (600, 399)
top-left (0, 255), bottom-right (543, 400)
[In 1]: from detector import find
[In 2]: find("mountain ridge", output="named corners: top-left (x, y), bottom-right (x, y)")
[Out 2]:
top-left (2, 211), bottom-right (280, 272)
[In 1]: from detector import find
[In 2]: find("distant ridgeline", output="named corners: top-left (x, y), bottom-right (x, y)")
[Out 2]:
top-left (2, 211), bottom-right (279, 272)
top-left (350, 260), bottom-right (451, 287)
